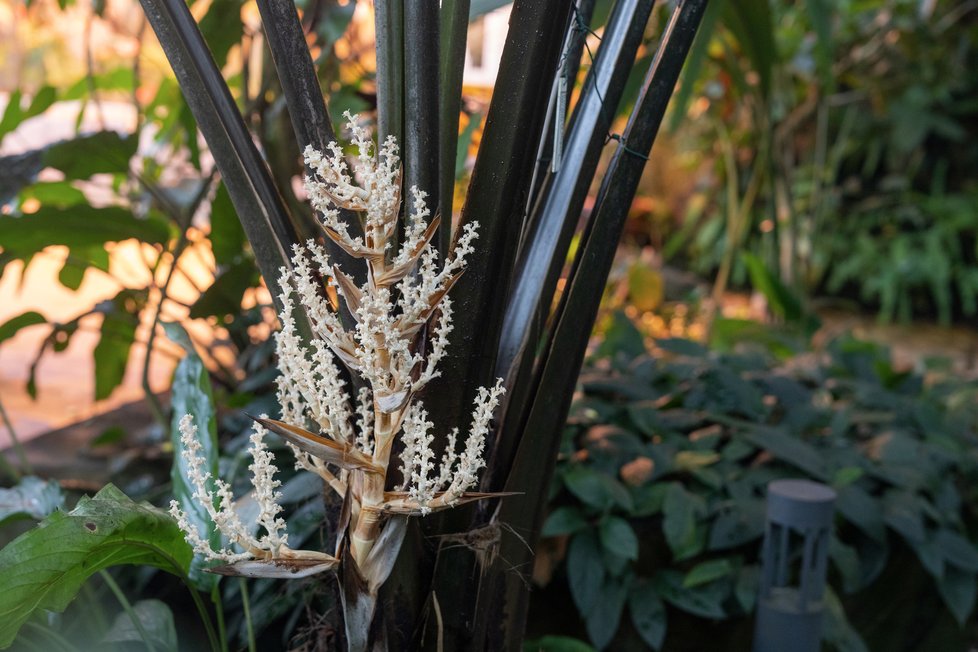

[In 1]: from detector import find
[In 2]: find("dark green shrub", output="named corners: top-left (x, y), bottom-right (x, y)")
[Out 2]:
top-left (530, 314), bottom-right (978, 651)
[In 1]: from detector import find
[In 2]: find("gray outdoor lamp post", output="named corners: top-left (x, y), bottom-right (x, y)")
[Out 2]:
top-left (753, 479), bottom-right (837, 652)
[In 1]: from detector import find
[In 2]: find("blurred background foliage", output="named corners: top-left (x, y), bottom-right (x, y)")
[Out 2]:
top-left (0, 0), bottom-right (977, 650)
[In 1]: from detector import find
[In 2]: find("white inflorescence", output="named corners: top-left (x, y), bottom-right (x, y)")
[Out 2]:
top-left (171, 113), bottom-right (505, 563)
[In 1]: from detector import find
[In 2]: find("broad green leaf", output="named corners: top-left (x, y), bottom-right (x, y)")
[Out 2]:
top-left (189, 258), bottom-right (257, 319)
top-left (595, 312), bottom-right (646, 360)
top-left (738, 424), bottom-right (829, 481)
top-left (653, 570), bottom-right (727, 619)
top-left (19, 181), bottom-right (87, 207)
top-left (662, 483), bottom-right (705, 560)
top-left (167, 321), bottom-right (220, 591)
top-left (835, 484), bottom-right (886, 541)
top-left (0, 484), bottom-right (192, 648)
top-left (655, 338), bottom-right (707, 358)
top-left (0, 311), bottom-right (46, 345)
top-left (0, 205), bottom-right (170, 256)
top-left (568, 531), bottom-right (606, 614)
top-left (207, 182), bottom-right (246, 267)
top-left (585, 577), bottom-right (628, 650)
top-left (937, 568), bottom-right (977, 626)
top-left (0, 476), bottom-right (64, 527)
top-left (102, 599), bottom-right (178, 652)
top-left (94, 299), bottom-right (140, 401)
top-left (58, 246), bottom-right (109, 291)
top-left (542, 506), bottom-right (589, 537)
top-left (0, 86), bottom-right (57, 144)
top-left (42, 131), bottom-right (138, 180)
top-left (935, 529), bottom-right (978, 572)
top-left (708, 499), bottom-right (765, 551)
top-left (629, 580), bottom-right (666, 650)
top-left (564, 467), bottom-right (633, 512)
top-left (64, 67), bottom-right (135, 100)
top-left (683, 558), bottom-right (734, 588)
top-left (599, 516), bottom-right (639, 561)
top-left (196, 0), bottom-right (244, 69)
top-left (734, 565), bottom-right (760, 612)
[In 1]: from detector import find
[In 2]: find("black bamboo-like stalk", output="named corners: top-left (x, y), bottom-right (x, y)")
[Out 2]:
top-left (375, 1), bottom-right (404, 147)
top-left (487, 0), bottom-right (657, 493)
top-left (523, 0), bottom-right (598, 219)
top-left (255, 0), bottom-right (363, 280)
top-left (490, 3), bottom-right (710, 648)
top-left (438, 0), bottom-right (471, 256)
top-left (138, 0), bottom-right (297, 317)
top-left (423, 0), bottom-right (574, 451)
top-left (404, 2), bottom-right (440, 235)
top-left (421, 1), bottom-right (575, 648)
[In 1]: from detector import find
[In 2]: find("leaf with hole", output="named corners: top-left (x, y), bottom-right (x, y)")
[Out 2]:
top-left (0, 484), bottom-right (192, 648)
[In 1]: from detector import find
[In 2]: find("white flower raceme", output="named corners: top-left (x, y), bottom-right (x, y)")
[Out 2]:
top-left (171, 113), bottom-right (505, 570)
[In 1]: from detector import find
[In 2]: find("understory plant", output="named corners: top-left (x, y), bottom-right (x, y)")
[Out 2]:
top-left (533, 313), bottom-right (978, 651)
top-left (168, 117), bottom-right (504, 649)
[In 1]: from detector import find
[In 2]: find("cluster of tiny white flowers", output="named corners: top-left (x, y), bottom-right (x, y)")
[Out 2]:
top-left (171, 114), bottom-right (506, 569)
top-left (169, 415), bottom-right (286, 562)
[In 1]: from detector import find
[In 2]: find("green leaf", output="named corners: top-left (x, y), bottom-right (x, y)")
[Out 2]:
top-left (803, 0), bottom-right (834, 89)
top-left (738, 424), bottom-right (829, 481)
top-left (629, 580), bottom-right (666, 650)
top-left (58, 246), bottom-right (109, 291)
top-left (42, 131), bottom-right (138, 180)
top-left (935, 529), bottom-right (978, 572)
top-left (0, 86), bottom-right (57, 144)
top-left (0, 205), bottom-right (170, 257)
top-left (564, 467), bottom-right (633, 512)
top-left (542, 506), bottom-right (589, 537)
top-left (835, 485), bottom-right (886, 541)
top-left (19, 181), bottom-right (87, 207)
top-left (662, 483), bottom-right (705, 560)
top-left (937, 568), bottom-right (977, 626)
top-left (599, 516), bottom-right (639, 561)
top-left (667, 0), bottom-right (721, 132)
top-left (189, 258), bottom-right (257, 319)
top-left (94, 297), bottom-right (140, 401)
top-left (720, 0), bottom-right (777, 98)
top-left (683, 558), bottom-right (734, 588)
top-left (167, 321), bottom-right (220, 592)
top-left (207, 182), bottom-right (246, 267)
top-left (585, 577), bottom-right (628, 650)
top-left (0, 311), bottom-right (46, 345)
top-left (0, 484), bottom-right (192, 647)
top-left (0, 476), bottom-right (64, 527)
top-left (708, 499), bottom-right (765, 550)
top-left (102, 599), bottom-right (178, 651)
top-left (64, 67), bottom-right (135, 100)
top-left (197, 0), bottom-right (244, 69)
top-left (653, 570), bottom-right (727, 619)
top-left (568, 531), bottom-right (606, 613)
top-left (742, 252), bottom-right (819, 334)
top-left (595, 312), bottom-right (646, 360)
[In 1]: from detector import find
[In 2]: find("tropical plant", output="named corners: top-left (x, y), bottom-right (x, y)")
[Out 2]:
top-left (0, 0), bottom-right (709, 649)
top-left (662, 0), bottom-right (978, 322)
top-left (531, 313), bottom-right (978, 651)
